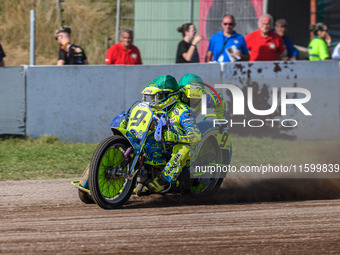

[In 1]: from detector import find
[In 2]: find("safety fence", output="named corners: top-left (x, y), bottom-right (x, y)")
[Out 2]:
top-left (0, 61), bottom-right (339, 143)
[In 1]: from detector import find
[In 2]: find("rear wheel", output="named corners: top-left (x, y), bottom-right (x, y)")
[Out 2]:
top-left (190, 135), bottom-right (224, 194)
top-left (89, 136), bottom-right (135, 209)
top-left (78, 189), bottom-right (94, 204)
top-left (78, 165), bottom-right (94, 204)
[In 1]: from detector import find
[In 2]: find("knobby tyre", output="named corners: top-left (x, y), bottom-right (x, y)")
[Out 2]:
top-left (190, 135), bottom-right (224, 194)
top-left (78, 189), bottom-right (95, 204)
top-left (88, 135), bottom-right (136, 209)
top-left (78, 165), bottom-right (95, 204)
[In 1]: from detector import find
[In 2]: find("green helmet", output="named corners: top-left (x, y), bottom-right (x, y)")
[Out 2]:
top-left (178, 74), bottom-right (203, 107)
top-left (142, 75), bottom-right (179, 109)
top-left (178, 74), bottom-right (203, 89)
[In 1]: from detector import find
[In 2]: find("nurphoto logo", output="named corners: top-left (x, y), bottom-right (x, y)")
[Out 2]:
top-left (201, 84), bottom-right (312, 128)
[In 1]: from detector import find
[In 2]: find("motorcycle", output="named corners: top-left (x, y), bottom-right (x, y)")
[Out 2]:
top-left (72, 100), bottom-right (232, 209)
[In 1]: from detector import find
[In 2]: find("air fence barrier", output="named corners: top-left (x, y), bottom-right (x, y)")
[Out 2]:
top-left (0, 61), bottom-right (339, 143)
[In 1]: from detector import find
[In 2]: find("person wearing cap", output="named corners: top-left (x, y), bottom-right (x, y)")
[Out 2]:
top-left (245, 14), bottom-right (286, 61)
top-left (105, 29), bottom-right (142, 65)
top-left (274, 19), bottom-right (299, 61)
top-left (206, 14), bottom-right (249, 63)
top-left (55, 26), bottom-right (89, 65)
top-left (308, 23), bottom-right (332, 61)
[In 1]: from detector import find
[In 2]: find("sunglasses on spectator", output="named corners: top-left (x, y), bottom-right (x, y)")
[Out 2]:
top-left (223, 22), bottom-right (234, 26)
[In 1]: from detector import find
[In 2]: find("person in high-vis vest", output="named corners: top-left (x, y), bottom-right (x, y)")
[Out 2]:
top-left (308, 23), bottom-right (332, 61)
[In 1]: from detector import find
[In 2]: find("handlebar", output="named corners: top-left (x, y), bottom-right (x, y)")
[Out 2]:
top-left (202, 113), bottom-right (216, 121)
top-left (154, 113), bottom-right (167, 142)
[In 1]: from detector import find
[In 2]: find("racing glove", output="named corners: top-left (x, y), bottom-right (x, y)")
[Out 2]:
top-left (213, 106), bottom-right (226, 120)
top-left (163, 130), bottom-right (178, 143)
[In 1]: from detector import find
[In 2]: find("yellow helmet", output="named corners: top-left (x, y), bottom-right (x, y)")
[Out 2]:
top-left (142, 75), bottom-right (179, 109)
top-left (178, 74), bottom-right (203, 108)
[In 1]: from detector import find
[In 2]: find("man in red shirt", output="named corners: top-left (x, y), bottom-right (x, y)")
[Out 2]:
top-left (105, 29), bottom-right (142, 65)
top-left (245, 14), bottom-right (286, 61)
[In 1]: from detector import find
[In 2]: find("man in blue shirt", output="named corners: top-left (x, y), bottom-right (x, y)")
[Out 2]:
top-left (205, 14), bottom-right (249, 62)
top-left (274, 19), bottom-right (299, 60)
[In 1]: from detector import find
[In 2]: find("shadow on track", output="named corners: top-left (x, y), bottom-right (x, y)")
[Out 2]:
top-left (125, 179), bottom-right (340, 209)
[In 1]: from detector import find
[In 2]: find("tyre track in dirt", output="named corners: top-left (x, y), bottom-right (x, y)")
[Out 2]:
top-left (0, 178), bottom-right (340, 254)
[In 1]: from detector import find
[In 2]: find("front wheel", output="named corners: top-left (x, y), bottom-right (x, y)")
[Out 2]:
top-left (88, 136), bottom-right (136, 209)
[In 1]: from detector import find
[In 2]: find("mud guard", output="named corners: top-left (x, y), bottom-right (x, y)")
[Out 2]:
top-left (197, 121), bottom-right (232, 165)
top-left (110, 127), bottom-right (141, 155)
top-left (110, 127), bottom-right (147, 179)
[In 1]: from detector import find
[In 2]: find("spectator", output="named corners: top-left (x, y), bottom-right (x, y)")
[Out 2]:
top-left (332, 42), bottom-right (340, 59)
top-left (55, 26), bottom-right (89, 65)
top-left (274, 19), bottom-right (299, 60)
top-left (0, 43), bottom-right (6, 67)
top-left (105, 29), bottom-right (142, 65)
top-left (308, 23), bottom-right (332, 61)
top-left (245, 14), bottom-right (286, 61)
top-left (205, 14), bottom-right (249, 62)
top-left (176, 23), bottom-right (202, 63)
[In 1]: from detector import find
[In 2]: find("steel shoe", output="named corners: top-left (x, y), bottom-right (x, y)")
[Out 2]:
top-left (147, 175), bottom-right (170, 193)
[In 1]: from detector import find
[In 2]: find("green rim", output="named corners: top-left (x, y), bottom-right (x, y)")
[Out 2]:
top-left (98, 146), bottom-right (127, 198)
top-left (190, 182), bottom-right (207, 193)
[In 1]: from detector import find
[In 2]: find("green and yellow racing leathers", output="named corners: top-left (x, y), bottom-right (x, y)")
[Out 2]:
top-left (161, 101), bottom-right (201, 184)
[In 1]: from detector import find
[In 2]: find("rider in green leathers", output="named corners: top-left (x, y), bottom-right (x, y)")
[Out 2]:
top-left (142, 75), bottom-right (202, 192)
top-left (178, 74), bottom-right (227, 121)
top-left (119, 75), bottom-right (201, 192)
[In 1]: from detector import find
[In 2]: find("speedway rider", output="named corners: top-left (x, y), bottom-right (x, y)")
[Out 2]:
top-left (178, 74), bottom-right (227, 120)
top-left (141, 75), bottom-right (202, 192)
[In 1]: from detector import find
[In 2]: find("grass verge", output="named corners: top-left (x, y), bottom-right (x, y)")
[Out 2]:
top-left (0, 135), bottom-right (339, 180)
top-left (231, 135), bottom-right (340, 167)
top-left (0, 136), bottom-right (97, 180)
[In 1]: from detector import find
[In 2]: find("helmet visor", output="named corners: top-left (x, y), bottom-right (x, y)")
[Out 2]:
top-left (143, 92), bottom-right (168, 102)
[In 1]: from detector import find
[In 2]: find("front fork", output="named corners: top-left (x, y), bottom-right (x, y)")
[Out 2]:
top-left (135, 153), bottom-right (148, 196)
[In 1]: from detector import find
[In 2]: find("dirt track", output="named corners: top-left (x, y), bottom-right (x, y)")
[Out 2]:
top-left (0, 178), bottom-right (340, 254)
